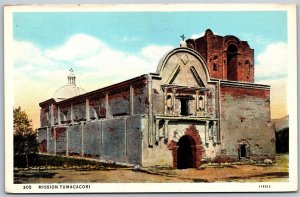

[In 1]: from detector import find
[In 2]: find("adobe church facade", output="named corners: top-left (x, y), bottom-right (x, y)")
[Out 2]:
top-left (38, 29), bottom-right (275, 169)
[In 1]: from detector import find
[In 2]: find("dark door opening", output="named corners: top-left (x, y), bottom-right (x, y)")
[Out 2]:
top-left (180, 99), bottom-right (189, 116)
top-left (240, 144), bottom-right (247, 158)
top-left (177, 136), bottom-right (195, 169)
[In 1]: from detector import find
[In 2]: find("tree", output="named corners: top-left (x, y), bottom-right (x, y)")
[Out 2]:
top-left (13, 106), bottom-right (34, 135)
top-left (13, 107), bottom-right (38, 167)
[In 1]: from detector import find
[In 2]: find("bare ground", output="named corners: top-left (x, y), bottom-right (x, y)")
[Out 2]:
top-left (14, 154), bottom-right (289, 183)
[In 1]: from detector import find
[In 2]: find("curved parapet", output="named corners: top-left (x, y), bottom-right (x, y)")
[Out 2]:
top-left (156, 47), bottom-right (210, 87)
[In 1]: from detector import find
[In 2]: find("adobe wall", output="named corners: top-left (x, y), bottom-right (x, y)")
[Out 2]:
top-left (219, 84), bottom-right (275, 160)
top-left (38, 115), bottom-right (144, 165)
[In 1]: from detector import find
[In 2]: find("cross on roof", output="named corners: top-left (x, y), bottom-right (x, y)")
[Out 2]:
top-left (180, 34), bottom-right (186, 41)
top-left (69, 68), bottom-right (73, 73)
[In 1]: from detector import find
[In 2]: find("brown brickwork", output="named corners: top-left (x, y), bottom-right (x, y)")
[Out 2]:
top-left (168, 125), bottom-right (204, 169)
top-left (186, 29), bottom-right (254, 82)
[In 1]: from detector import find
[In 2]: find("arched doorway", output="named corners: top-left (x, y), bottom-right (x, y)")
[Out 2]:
top-left (177, 135), bottom-right (195, 169)
top-left (168, 125), bottom-right (204, 169)
top-left (227, 44), bottom-right (238, 81)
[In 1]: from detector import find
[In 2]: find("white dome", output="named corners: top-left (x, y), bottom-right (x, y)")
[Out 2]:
top-left (53, 85), bottom-right (86, 101)
top-left (53, 68), bottom-right (86, 101)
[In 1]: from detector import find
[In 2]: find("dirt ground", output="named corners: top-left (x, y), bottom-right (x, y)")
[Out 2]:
top-left (14, 154), bottom-right (288, 183)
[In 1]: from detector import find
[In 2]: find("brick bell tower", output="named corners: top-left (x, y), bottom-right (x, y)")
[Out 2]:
top-left (186, 29), bottom-right (254, 83)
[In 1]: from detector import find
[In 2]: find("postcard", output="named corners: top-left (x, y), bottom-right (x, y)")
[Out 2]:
top-left (4, 3), bottom-right (297, 193)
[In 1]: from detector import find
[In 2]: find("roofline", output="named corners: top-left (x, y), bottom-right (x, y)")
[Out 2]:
top-left (211, 79), bottom-right (270, 90)
top-left (39, 74), bottom-right (148, 107)
top-left (39, 98), bottom-right (56, 107)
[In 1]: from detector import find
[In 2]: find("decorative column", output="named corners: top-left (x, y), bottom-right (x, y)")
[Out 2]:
top-left (172, 88), bottom-right (176, 116)
top-left (164, 89), bottom-right (167, 115)
top-left (164, 120), bottom-right (169, 142)
top-left (217, 121), bottom-right (221, 144)
top-left (195, 90), bottom-right (200, 116)
top-left (155, 119), bottom-right (160, 144)
top-left (205, 121), bottom-right (209, 145)
top-left (213, 121), bottom-right (217, 144)
top-left (204, 92), bottom-right (208, 116)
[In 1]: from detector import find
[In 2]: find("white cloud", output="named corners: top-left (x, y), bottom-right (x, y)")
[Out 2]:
top-left (45, 34), bottom-right (107, 61)
top-left (240, 32), bottom-right (269, 46)
top-left (190, 31), bottom-right (219, 39)
top-left (255, 42), bottom-right (288, 80)
top-left (13, 40), bottom-right (42, 64)
top-left (121, 36), bottom-right (140, 42)
top-left (13, 34), bottom-right (175, 128)
top-left (190, 32), bottom-right (205, 39)
top-left (141, 45), bottom-right (173, 61)
top-left (254, 43), bottom-right (288, 119)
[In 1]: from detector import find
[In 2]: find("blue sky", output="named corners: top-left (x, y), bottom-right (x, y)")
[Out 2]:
top-left (12, 10), bottom-right (288, 128)
top-left (14, 11), bottom-right (287, 55)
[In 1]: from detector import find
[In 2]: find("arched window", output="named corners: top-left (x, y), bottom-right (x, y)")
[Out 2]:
top-left (227, 44), bottom-right (238, 81)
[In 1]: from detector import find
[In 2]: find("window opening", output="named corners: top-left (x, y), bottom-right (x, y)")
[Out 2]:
top-left (180, 99), bottom-right (189, 116)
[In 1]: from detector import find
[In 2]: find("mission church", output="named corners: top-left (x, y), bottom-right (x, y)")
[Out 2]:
top-left (37, 29), bottom-right (275, 169)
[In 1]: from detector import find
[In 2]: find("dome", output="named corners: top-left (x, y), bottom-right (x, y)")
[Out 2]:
top-left (53, 69), bottom-right (87, 101)
top-left (53, 85), bottom-right (86, 101)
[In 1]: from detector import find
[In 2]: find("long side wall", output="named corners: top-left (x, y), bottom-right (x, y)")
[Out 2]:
top-left (219, 84), bottom-right (275, 160)
top-left (38, 115), bottom-right (144, 165)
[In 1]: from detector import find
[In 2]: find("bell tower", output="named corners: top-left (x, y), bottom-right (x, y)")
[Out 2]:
top-left (186, 29), bottom-right (254, 83)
